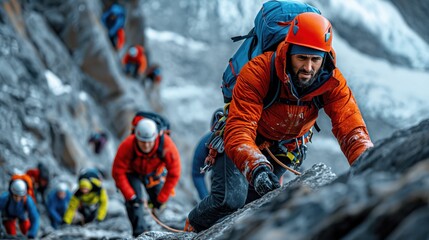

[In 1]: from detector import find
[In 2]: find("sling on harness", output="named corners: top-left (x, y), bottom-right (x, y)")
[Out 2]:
top-left (143, 167), bottom-right (167, 189)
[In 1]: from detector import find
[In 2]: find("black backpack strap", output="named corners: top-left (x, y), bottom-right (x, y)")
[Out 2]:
top-left (92, 184), bottom-right (102, 195)
top-left (230, 28), bottom-right (260, 61)
top-left (135, 111), bottom-right (170, 134)
top-left (312, 95), bottom-right (324, 110)
top-left (312, 95), bottom-right (324, 132)
top-left (231, 28), bottom-right (257, 61)
top-left (263, 53), bottom-right (281, 109)
top-left (157, 133), bottom-right (165, 161)
top-left (231, 28), bottom-right (255, 42)
top-left (314, 122), bottom-right (321, 132)
top-left (3, 195), bottom-right (11, 216)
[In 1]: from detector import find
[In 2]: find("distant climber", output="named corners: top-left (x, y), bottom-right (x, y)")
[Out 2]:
top-left (0, 179), bottom-right (40, 239)
top-left (122, 45), bottom-right (148, 79)
top-left (101, 0), bottom-right (126, 50)
top-left (63, 169), bottom-right (108, 225)
top-left (112, 118), bottom-right (181, 237)
top-left (26, 162), bottom-right (50, 203)
top-left (46, 182), bottom-right (71, 229)
top-left (88, 131), bottom-right (108, 154)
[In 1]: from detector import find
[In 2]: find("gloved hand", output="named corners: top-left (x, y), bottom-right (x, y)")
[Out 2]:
top-left (252, 165), bottom-right (280, 196)
top-left (128, 196), bottom-right (142, 208)
top-left (147, 198), bottom-right (164, 210)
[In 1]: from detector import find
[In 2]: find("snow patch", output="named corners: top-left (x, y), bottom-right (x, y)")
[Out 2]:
top-left (79, 91), bottom-right (89, 101)
top-left (45, 70), bottom-right (72, 96)
top-left (333, 33), bottom-right (429, 127)
top-left (320, 0), bottom-right (429, 69)
top-left (146, 28), bottom-right (207, 51)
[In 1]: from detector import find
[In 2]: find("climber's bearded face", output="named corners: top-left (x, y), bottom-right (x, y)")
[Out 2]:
top-left (290, 54), bottom-right (323, 88)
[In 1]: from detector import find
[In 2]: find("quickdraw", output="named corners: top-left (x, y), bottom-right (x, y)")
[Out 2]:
top-left (200, 105), bottom-right (229, 173)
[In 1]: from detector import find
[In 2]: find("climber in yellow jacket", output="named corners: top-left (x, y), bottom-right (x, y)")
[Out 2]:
top-left (63, 175), bottom-right (108, 225)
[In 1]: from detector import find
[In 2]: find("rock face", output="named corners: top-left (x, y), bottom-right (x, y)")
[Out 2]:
top-left (389, 0), bottom-right (429, 44)
top-left (0, 0), bottom-right (149, 177)
top-left (191, 119), bottom-right (429, 240)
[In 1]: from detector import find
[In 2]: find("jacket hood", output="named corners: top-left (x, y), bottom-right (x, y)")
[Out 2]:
top-left (275, 41), bottom-right (339, 100)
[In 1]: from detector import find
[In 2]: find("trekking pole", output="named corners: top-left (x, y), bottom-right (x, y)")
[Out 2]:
top-left (143, 200), bottom-right (185, 233)
top-left (264, 147), bottom-right (301, 175)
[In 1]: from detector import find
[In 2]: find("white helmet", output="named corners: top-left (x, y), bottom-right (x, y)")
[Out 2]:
top-left (128, 47), bottom-right (138, 57)
top-left (135, 118), bottom-right (158, 142)
top-left (57, 182), bottom-right (68, 193)
top-left (10, 179), bottom-right (27, 197)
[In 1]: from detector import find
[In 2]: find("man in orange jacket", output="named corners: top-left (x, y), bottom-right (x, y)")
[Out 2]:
top-left (112, 118), bottom-right (181, 237)
top-left (186, 13), bottom-right (373, 232)
top-left (123, 45), bottom-right (147, 79)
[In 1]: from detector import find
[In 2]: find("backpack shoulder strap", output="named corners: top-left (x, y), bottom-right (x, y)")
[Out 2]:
top-left (263, 53), bottom-right (281, 109)
top-left (92, 183), bottom-right (102, 195)
top-left (312, 95), bottom-right (324, 110)
top-left (157, 133), bottom-right (165, 161)
top-left (4, 194), bottom-right (11, 215)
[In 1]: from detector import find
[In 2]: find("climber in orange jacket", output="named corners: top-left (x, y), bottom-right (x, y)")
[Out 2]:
top-left (122, 45), bottom-right (147, 79)
top-left (112, 118), bottom-right (181, 237)
top-left (186, 12), bottom-right (373, 232)
top-left (225, 15), bottom-right (373, 183)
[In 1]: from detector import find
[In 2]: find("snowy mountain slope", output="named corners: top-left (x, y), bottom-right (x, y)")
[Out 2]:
top-left (309, 0), bottom-right (429, 69)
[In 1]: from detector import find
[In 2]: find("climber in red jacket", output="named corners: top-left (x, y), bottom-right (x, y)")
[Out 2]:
top-left (122, 45), bottom-right (147, 79)
top-left (112, 118), bottom-right (181, 237)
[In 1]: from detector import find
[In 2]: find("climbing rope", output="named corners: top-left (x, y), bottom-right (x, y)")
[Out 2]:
top-left (264, 146), bottom-right (302, 175)
top-left (143, 200), bottom-right (185, 233)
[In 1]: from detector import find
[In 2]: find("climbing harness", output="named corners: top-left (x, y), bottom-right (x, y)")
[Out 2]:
top-left (143, 200), bottom-right (184, 233)
top-left (143, 168), bottom-right (167, 188)
top-left (259, 129), bottom-right (314, 176)
top-left (201, 101), bottom-right (315, 176)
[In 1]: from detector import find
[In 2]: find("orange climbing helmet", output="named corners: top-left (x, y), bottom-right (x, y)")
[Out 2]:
top-left (285, 12), bottom-right (333, 52)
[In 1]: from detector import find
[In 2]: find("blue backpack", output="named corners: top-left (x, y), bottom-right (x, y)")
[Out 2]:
top-left (221, 0), bottom-right (321, 105)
